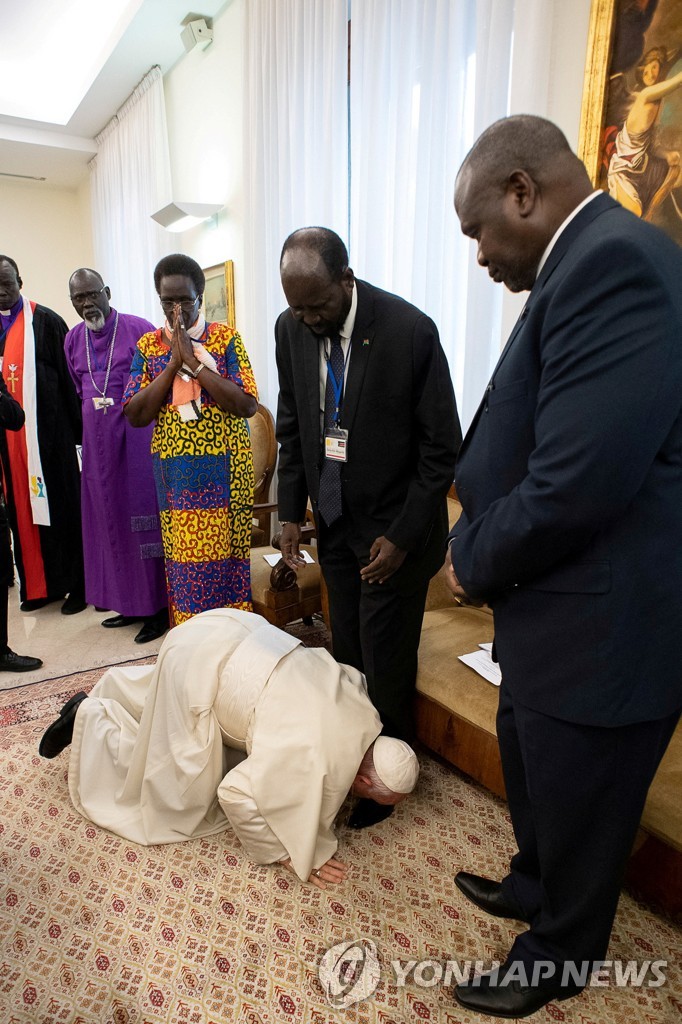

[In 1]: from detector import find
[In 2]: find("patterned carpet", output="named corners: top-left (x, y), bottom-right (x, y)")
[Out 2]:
top-left (1, 658), bottom-right (681, 1022)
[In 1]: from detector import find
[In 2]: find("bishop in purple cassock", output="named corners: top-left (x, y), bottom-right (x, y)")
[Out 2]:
top-left (64, 269), bottom-right (168, 644)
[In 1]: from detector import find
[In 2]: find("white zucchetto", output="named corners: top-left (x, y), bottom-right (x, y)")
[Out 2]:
top-left (372, 736), bottom-right (419, 794)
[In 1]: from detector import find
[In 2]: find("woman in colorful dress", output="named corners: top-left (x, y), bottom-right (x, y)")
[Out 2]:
top-left (123, 254), bottom-right (258, 626)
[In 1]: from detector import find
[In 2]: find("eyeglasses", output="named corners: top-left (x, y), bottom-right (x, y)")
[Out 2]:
top-left (159, 297), bottom-right (200, 312)
top-left (70, 287), bottom-right (106, 303)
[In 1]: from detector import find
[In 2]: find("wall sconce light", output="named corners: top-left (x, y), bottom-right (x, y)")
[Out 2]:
top-left (151, 202), bottom-right (223, 232)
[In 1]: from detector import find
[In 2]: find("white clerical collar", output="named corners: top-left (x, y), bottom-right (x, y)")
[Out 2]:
top-left (339, 280), bottom-right (358, 341)
top-left (535, 191), bottom-right (602, 280)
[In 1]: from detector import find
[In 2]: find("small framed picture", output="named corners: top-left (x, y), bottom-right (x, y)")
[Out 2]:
top-left (202, 260), bottom-right (236, 327)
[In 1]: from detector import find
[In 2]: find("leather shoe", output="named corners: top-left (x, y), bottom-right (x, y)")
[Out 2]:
top-left (454, 959), bottom-right (579, 1018)
top-left (347, 798), bottom-right (394, 829)
top-left (39, 691), bottom-right (87, 758)
top-left (101, 614), bottom-right (141, 628)
top-left (455, 871), bottom-right (531, 922)
top-left (61, 595), bottom-right (87, 615)
top-left (20, 598), bottom-right (54, 612)
top-left (0, 648), bottom-right (43, 672)
top-left (134, 612), bottom-right (169, 644)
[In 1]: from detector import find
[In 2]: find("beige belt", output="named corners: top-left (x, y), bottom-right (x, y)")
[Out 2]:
top-left (214, 620), bottom-right (301, 750)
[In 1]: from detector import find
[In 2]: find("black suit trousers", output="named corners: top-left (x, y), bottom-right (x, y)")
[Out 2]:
top-left (496, 684), bottom-right (679, 967)
top-left (0, 496), bottom-right (12, 649)
top-left (318, 516), bottom-right (429, 742)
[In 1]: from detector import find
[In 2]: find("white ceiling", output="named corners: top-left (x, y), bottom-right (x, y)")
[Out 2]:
top-left (0, 0), bottom-right (230, 189)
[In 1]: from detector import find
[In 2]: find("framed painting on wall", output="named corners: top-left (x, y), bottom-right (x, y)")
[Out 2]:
top-left (578, 0), bottom-right (682, 244)
top-left (202, 260), bottom-right (236, 328)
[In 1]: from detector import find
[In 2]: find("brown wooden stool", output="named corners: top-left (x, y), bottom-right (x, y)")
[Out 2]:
top-left (250, 544), bottom-right (324, 629)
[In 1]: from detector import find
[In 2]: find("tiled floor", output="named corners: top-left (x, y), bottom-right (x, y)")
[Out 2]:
top-left (0, 587), bottom-right (165, 691)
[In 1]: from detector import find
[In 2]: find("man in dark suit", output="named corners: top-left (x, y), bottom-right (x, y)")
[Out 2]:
top-left (275, 227), bottom-right (460, 828)
top-left (446, 115), bottom-right (682, 1018)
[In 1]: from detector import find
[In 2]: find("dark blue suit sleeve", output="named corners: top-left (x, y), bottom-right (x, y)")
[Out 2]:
top-left (452, 234), bottom-right (682, 598)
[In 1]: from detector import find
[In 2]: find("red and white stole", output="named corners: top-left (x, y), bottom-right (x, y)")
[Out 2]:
top-left (4, 297), bottom-right (51, 525)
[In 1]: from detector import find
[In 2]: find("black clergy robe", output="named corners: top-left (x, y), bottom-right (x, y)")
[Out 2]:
top-left (0, 303), bottom-right (84, 603)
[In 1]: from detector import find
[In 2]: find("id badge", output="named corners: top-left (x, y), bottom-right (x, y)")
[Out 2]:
top-left (324, 427), bottom-right (348, 462)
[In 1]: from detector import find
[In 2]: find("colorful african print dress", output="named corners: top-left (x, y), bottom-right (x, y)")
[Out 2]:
top-left (123, 324), bottom-right (257, 626)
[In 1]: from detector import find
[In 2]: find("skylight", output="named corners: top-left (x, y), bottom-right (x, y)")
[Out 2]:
top-left (0, 0), bottom-right (144, 125)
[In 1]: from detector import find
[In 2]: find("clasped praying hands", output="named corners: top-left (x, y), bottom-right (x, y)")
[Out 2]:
top-left (168, 302), bottom-right (200, 375)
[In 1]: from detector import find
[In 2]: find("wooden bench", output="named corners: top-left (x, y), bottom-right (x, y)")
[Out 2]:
top-left (414, 497), bottom-right (682, 922)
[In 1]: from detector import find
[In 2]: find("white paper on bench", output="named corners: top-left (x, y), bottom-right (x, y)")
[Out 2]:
top-left (263, 550), bottom-right (315, 567)
top-left (458, 648), bottom-right (502, 686)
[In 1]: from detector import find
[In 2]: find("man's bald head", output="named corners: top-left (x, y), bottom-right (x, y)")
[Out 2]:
top-left (279, 226), bottom-right (355, 337)
top-left (69, 267), bottom-right (105, 290)
top-left (69, 267), bottom-right (111, 329)
top-left (280, 226), bottom-right (349, 279)
top-left (456, 115), bottom-right (584, 194)
top-left (454, 115), bottom-right (593, 293)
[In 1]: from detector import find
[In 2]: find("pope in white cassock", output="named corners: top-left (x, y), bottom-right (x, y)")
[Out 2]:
top-left (39, 609), bottom-right (419, 885)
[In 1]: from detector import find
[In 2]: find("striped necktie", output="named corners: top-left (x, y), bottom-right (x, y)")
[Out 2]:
top-left (317, 333), bottom-right (344, 526)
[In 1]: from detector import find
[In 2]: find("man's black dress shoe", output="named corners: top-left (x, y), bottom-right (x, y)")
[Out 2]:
top-left (455, 871), bottom-right (531, 922)
top-left (39, 691), bottom-right (88, 758)
top-left (347, 798), bottom-right (394, 829)
top-left (61, 594), bottom-right (87, 615)
top-left (134, 611), bottom-right (169, 644)
top-left (0, 648), bottom-right (43, 672)
top-left (20, 598), bottom-right (54, 612)
top-left (454, 959), bottom-right (579, 1019)
top-left (101, 614), bottom-right (141, 628)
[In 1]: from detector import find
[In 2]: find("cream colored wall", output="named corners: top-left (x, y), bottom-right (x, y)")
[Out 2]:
top-left (0, 176), bottom-right (94, 326)
top-left (161, 0), bottom-right (258, 376)
top-left (546, 0), bottom-right (593, 147)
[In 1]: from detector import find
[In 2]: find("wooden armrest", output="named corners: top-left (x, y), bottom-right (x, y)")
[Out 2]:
top-left (253, 502), bottom-right (278, 516)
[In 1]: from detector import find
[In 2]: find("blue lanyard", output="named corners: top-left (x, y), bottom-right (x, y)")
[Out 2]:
top-left (325, 340), bottom-right (351, 423)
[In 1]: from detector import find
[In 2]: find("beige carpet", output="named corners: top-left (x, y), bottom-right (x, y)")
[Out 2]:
top-left (1, 669), bottom-right (681, 1023)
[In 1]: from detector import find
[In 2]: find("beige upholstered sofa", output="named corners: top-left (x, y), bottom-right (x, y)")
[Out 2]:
top-left (414, 495), bottom-right (682, 921)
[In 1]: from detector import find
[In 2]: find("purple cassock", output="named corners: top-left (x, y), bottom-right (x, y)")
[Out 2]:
top-left (64, 309), bottom-right (167, 617)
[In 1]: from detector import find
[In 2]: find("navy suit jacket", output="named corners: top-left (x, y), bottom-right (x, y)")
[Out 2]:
top-left (450, 193), bottom-right (682, 727)
top-left (275, 279), bottom-right (461, 590)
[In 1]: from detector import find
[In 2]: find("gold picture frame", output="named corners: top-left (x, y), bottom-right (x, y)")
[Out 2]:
top-left (578, 0), bottom-right (617, 185)
top-left (202, 260), bottom-right (236, 328)
top-left (578, 0), bottom-right (682, 243)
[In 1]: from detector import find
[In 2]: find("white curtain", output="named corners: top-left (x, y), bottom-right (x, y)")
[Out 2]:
top-left (241, 0), bottom-right (519, 424)
top-left (89, 66), bottom-right (172, 325)
top-left (349, 0), bottom-right (515, 430)
top-left (242, 0), bottom-right (350, 408)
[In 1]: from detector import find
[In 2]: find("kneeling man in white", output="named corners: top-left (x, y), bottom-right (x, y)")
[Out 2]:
top-left (39, 609), bottom-right (418, 886)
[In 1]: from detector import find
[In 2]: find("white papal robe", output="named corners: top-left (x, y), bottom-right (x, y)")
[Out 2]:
top-left (68, 608), bottom-right (382, 880)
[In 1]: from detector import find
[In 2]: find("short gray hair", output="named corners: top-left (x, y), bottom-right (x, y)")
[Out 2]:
top-left (458, 114), bottom-right (576, 191)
